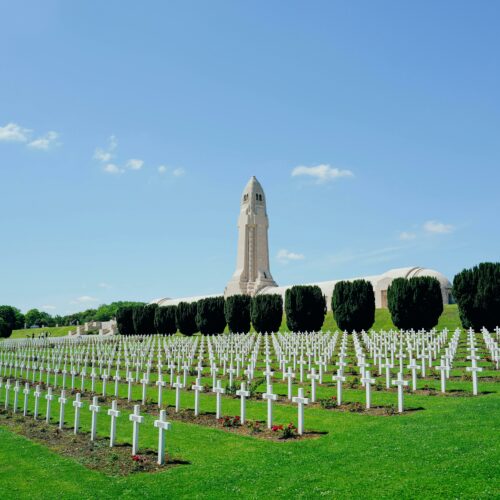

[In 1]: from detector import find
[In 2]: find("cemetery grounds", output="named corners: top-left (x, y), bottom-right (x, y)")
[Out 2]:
top-left (0, 323), bottom-right (498, 499)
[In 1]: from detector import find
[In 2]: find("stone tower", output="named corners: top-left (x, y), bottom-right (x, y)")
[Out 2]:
top-left (225, 176), bottom-right (278, 296)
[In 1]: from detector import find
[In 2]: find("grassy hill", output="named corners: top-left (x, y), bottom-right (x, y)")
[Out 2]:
top-left (9, 326), bottom-right (74, 339)
top-left (279, 304), bottom-right (461, 332)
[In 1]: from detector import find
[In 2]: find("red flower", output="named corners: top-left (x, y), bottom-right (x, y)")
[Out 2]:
top-left (132, 455), bottom-right (141, 462)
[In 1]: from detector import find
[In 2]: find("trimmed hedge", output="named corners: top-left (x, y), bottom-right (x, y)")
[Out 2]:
top-left (116, 306), bottom-right (135, 336)
top-left (332, 280), bottom-right (375, 333)
top-left (0, 317), bottom-right (11, 338)
top-left (453, 262), bottom-right (500, 331)
top-left (387, 276), bottom-right (443, 330)
top-left (176, 301), bottom-right (198, 336)
top-left (250, 294), bottom-right (283, 333)
top-left (196, 297), bottom-right (226, 335)
top-left (154, 306), bottom-right (177, 335)
top-left (132, 304), bottom-right (158, 335)
top-left (224, 295), bottom-right (251, 333)
top-left (285, 285), bottom-right (326, 332)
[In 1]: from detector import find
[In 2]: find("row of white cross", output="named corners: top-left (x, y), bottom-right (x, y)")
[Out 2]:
top-left (0, 379), bottom-right (171, 465)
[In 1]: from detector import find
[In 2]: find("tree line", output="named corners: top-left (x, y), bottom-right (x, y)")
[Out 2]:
top-left (114, 262), bottom-right (499, 335)
top-left (0, 301), bottom-right (145, 338)
top-left (1, 261), bottom-right (498, 338)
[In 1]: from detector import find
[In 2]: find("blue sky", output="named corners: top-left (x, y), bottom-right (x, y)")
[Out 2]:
top-left (1, 1), bottom-right (499, 315)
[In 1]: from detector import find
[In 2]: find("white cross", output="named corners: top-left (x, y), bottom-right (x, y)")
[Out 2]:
top-left (156, 375), bottom-right (166, 408)
top-left (227, 364), bottom-right (236, 388)
top-left (113, 371), bottom-right (121, 397)
top-left (141, 374), bottom-right (149, 405)
top-left (101, 370), bottom-right (109, 397)
top-left (126, 372), bottom-right (134, 402)
top-left (213, 380), bottom-right (225, 419)
top-left (22, 382), bottom-right (30, 416)
top-left (173, 376), bottom-right (184, 413)
top-left (297, 357), bottom-right (307, 382)
top-left (73, 392), bottom-right (84, 434)
top-left (307, 368), bottom-right (319, 403)
top-left (107, 400), bottom-right (121, 447)
top-left (58, 390), bottom-right (67, 429)
top-left (361, 370), bottom-right (376, 409)
top-left (236, 382), bottom-right (250, 424)
top-left (283, 367), bottom-right (296, 400)
top-left (292, 388), bottom-right (309, 435)
top-left (45, 387), bottom-right (54, 424)
top-left (129, 404), bottom-right (144, 455)
top-left (332, 370), bottom-right (346, 405)
top-left (154, 409), bottom-right (171, 465)
top-left (13, 380), bottom-right (20, 414)
top-left (89, 395), bottom-right (101, 441)
top-left (466, 364), bottom-right (483, 396)
top-left (191, 377), bottom-right (204, 416)
top-left (407, 358), bottom-right (419, 392)
top-left (262, 384), bottom-right (278, 429)
top-left (33, 384), bottom-right (42, 420)
top-left (381, 359), bottom-right (393, 389)
top-left (263, 366), bottom-right (274, 386)
top-left (392, 373), bottom-right (408, 413)
top-left (4, 379), bottom-right (11, 410)
top-left (437, 360), bottom-right (447, 393)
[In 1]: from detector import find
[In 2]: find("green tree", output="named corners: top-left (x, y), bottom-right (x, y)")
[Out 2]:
top-left (285, 285), bottom-right (326, 332)
top-left (224, 295), bottom-right (251, 333)
top-left (0, 317), bottom-right (12, 338)
top-left (25, 309), bottom-right (45, 327)
top-left (116, 306), bottom-right (136, 336)
top-left (154, 306), bottom-right (177, 335)
top-left (453, 262), bottom-right (500, 331)
top-left (176, 301), bottom-right (198, 336)
top-left (332, 280), bottom-right (375, 333)
top-left (196, 297), bottom-right (226, 335)
top-left (387, 277), bottom-right (443, 330)
top-left (250, 294), bottom-right (283, 333)
top-left (132, 304), bottom-right (158, 335)
top-left (0, 306), bottom-right (17, 332)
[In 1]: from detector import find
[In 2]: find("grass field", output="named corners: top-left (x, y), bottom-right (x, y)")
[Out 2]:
top-left (0, 326), bottom-right (498, 499)
top-left (9, 326), bottom-right (74, 339)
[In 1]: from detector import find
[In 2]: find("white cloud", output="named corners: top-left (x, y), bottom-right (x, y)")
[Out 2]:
top-left (74, 296), bottom-right (98, 303)
top-left (158, 165), bottom-right (185, 177)
top-left (291, 164), bottom-right (354, 184)
top-left (277, 249), bottom-right (305, 263)
top-left (98, 282), bottom-right (111, 289)
top-left (94, 135), bottom-right (118, 163)
top-left (172, 167), bottom-right (185, 177)
top-left (103, 163), bottom-right (123, 174)
top-left (424, 220), bottom-right (454, 234)
top-left (0, 122), bottom-right (31, 142)
top-left (94, 149), bottom-right (113, 162)
top-left (28, 131), bottom-right (59, 150)
top-left (399, 231), bottom-right (417, 241)
top-left (41, 304), bottom-right (56, 310)
top-left (126, 158), bottom-right (144, 170)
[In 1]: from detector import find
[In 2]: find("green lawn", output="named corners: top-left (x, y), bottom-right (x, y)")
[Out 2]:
top-left (9, 326), bottom-right (74, 339)
top-left (0, 328), bottom-right (498, 499)
top-left (279, 304), bottom-right (461, 332)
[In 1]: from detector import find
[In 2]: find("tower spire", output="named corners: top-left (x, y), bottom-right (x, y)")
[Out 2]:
top-left (225, 176), bottom-right (278, 296)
